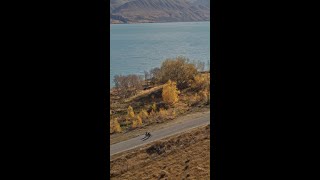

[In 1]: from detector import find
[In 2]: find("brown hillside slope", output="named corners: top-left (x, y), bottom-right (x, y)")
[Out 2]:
top-left (110, 124), bottom-right (210, 179)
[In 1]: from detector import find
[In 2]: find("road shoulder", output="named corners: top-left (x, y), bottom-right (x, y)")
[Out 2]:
top-left (110, 110), bottom-right (210, 145)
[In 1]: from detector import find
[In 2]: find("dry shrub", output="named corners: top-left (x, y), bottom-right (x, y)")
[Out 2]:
top-left (158, 108), bottom-right (168, 119)
top-left (188, 93), bottom-right (201, 106)
top-left (149, 110), bottom-right (156, 117)
top-left (110, 118), bottom-right (122, 134)
top-left (162, 80), bottom-right (180, 106)
top-left (152, 102), bottom-right (157, 112)
top-left (191, 74), bottom-right (210, 91)
top-left (171, 109), bottom-right (176, 117)
top-left (127, 106), bottom-right (135, 119)
top-left (146, 103), bottom-right (157, 120)
top-left (162, 108), bottom-right (176, 120)
top-left (157, 56), bottom-right (198, 89)
top-left (113, 74), bottom-right (144, 98)
top-left (125, 118), bottom-right (130, 127)
top-left (136, 115), bottom-right (143, 126)
top-left (110, 121), bottom-right (114, 134)
top-left (130, 114), bottom-right (143, 129)
top-left (132, 120), bottom-right (137, 129)
top-left (113, 118), bottom-right (122, 133)
top-left (199, 89), bottom-right (210, 104)
top-left (146, 142), bottom-right (166, 155)
top-left (139, 109), bottom-right (149, 120)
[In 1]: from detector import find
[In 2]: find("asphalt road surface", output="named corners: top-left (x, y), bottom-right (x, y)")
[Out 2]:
top-left (110, 112), bottom-right (210, 156)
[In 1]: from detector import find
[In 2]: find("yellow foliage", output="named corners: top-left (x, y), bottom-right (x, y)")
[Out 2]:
top-left (152, 102), bottom-right (157, 112)
top-left (149, 109), bottom-right (156, 117)
top-left (162, 80), bottom-right (180, 106)
top-left (110, 122), bottom-right (114, 134)
top-left (139, 109), bottom-right (149, 119)
top-left (159, 108), bottom-right (168, 118)
top-left (194, 89), bottom-right (210, 104)
top-left (172, 109), bottom-right (176, 117)
top-left (192, 74), bottom-right (210, 91)
top-left (127, 105), bottom-right (135, 119)
top-left (110, 118), bottom-right (122, 133)
top-left (136, 115), bottom-right (143, 126)
top-left (188, 93), bottom-right (201, 106)
top-left (125, 118), bottom-right (130, 126)
top-left (132, 120), bottom-right (137, 128)
top-left (113, 118), bottom-right (122, 133)
top-left (199, 89), bottom-right (209, 101)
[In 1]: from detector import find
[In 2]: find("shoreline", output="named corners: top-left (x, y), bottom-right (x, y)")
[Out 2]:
top-left (110, 20), bottom-right (210, 25)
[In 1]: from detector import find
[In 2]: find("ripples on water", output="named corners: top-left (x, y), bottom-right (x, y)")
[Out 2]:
top-left (110, 21), bottom-right (210, 88)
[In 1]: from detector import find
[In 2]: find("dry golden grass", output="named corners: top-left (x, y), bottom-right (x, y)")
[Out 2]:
top-left (110, 72), bottom-right (210, 135)
top-left (190, 73), bottom-right (210, 91)
top-left (124, 85), bottom-right (165, 103)
top-left (110, 124), bottom-right (210, 180)
top-left (139, 109), bottom-right (149, 120)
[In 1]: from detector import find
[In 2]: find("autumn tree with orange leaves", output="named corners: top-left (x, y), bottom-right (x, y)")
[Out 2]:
top-left (162, 80), bottom-right (180, 106)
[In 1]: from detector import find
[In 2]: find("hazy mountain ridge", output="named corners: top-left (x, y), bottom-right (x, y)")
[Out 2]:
top-left (110, 0), bottom-right (210, 24)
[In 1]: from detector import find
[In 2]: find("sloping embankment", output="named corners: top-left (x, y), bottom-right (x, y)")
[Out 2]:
top-left (110, 124), bottom-right (210, 179)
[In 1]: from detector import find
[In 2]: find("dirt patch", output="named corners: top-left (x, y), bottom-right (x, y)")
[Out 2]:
top-left (110, 124), bottom-right (210, 180)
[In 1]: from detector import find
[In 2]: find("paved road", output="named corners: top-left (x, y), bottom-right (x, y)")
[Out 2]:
top-left (110, 112), bottom-right (210, 156)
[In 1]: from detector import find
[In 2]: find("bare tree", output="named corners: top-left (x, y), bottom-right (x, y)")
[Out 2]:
top-left (113, 74), bottom-right (144, 98)
top-left (144, 70), bottom-right (150, 80)
top-left (193, 60), bottom-right (205, 72)
top-left (149, 67), bottom-right (161, 84)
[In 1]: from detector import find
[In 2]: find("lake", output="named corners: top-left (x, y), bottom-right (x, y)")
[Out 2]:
top-left (110, 21), bottom-right (210, 88)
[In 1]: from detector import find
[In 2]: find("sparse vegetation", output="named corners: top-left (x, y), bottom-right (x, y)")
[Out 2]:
top-left (158, 108), bottom-right (168, 119)
top-left (131, 119), bottom-right (137, 129)
top-left (151, 102), bottom-right (157, 112)
top-left (136, 115), bottom-right (142, 126)
top-left (139, 109), bottom-right (149, 120)
top-left (127, 105), bottom-right (135, 119)
top-left (110, 57), bottom-right (210, 134)
top-left (193, 60), bottom-right (206, 72)
top-left (110, 124), bottom-right (210, 179)
top-left (191, 73), bottom-right (210, 91)
top-left (110, 118), bottom-right (122, 134)
top-left (113, 74), bottom-right (144, 98)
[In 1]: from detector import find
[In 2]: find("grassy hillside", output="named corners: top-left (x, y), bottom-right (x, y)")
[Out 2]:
top-left (110, 57), bottom-right (210, 135)
top-left (110, 124), bottom-right (210, 179)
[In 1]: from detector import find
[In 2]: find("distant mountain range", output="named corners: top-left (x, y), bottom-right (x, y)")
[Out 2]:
top-left (110, 0), bottom-right (210, 24)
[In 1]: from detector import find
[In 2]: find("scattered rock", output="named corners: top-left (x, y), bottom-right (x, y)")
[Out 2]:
top-left (196, 166), bottom-right (206, 171)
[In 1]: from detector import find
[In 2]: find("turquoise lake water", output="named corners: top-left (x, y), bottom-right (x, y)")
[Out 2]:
top-left (110, 21), bottom-right (210, 88)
